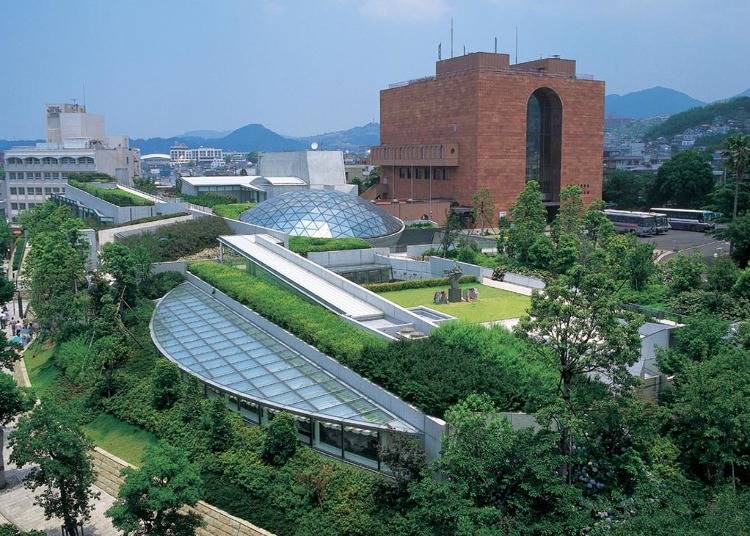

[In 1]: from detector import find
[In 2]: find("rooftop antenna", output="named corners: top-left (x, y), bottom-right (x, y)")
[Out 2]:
top-left (83, 81), bottom-right (86, 109)
top-left (514, 27), bottom-right (518, 63)
top-left (450, 17), bottom-right (454, 58)
top-left (494, 36), bottom-right (497, 53)
top-left (463, 45), bottom-right (466, 55)
top-left (438, 42), bottom-right (442, 60)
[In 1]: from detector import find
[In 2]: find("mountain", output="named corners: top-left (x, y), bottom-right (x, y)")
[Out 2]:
top-left (605, 87), bottom-right (705, 119)
top-left (737, 88), bottom-right (750, 98)
top-left (295, 122), bottom-right (380, 151)
top-left (644, 96), bottom-right (750, 140)
top-left (180, 129), bottom-right (231, 139)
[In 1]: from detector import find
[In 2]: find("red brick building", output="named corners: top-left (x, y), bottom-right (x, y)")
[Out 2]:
top-left (369, 52), bottom-right (604, 222)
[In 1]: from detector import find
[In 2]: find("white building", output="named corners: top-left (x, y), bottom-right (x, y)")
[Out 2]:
top-left (169, 144), bottom-right (223, 164)
top-left (2, 104), bottom-right (140, 220)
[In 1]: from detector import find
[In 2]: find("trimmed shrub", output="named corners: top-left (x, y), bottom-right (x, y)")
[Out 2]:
top-left (11, 236), bottom-right (26, 271)
top-left (180, 193), bottom-right (239, 207)
top-left (212, 203), bottom-right (255, 220)
top-left (141, 271), bottom-right (185, 300)
top-left (69, 180), bottom-right (154, 207)
top-left (261, 412), bottom-right (298, 466)
top-left (364, 275), bottom-right (476, 293)
top-left (188, 261), bottom-right (385, 365)
top-left (119, 217), bottom-right (230, 262)
top-left (288, 236), bottom-right (372, 256)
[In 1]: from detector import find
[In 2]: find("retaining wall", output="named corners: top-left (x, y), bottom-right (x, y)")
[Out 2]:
top-left (502, 272), bottom-right (546, 289)
top-left (183, 273), bottom-right (446, 461)
top-left (306, 248), bottom-right (390, 268)
top-left (91, 448), bottom-right (274, 536)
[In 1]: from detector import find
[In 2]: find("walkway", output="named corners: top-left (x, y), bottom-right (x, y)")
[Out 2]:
top-left (220, 234), bottom-right (383, 321)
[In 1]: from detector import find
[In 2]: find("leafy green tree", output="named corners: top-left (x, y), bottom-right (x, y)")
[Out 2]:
top-left (722, 133), bottom-right (750, 218)
top-left (379, 432), bottom-right (425, 494)
top-left (18, 202), bottom-right (82, 242)
top-left (0, 525), bottom-right (46, 536)
top-left (732, 268), bottom-right (750, 299)
top-left (0, 220), bottom-right (13, 256)
top-left (100, 242), bottom-right (150, 305)
top-left (152, 360), bottom-right (182, 409)
top-left (663, 252), bottom-right (704, 294)
top-left (716, 213), bottom-right (750, 267)
top-left (528, 234), bottom-right (555, 270)
top-left (471, 187), bottom-right (495, 234)
top-left (92, 334), bottom-right (129, 398)
top-left (658, 314), bottom-right (729, 375)
top-left (707, 178), bottom-right (750, 219)
top-left (0, 331), bottom-right (21, 370)
top-left (603, 170), bottom-right (655, 209)
top-left (707, 256), bottom-right (739, 293)
top-left (553, 185), bottom-right (583, 240)
top-left (582, 200), bottom-right (615, 249)
top-left (670, 347), bottom-right (750, 486)
top-left (204, 398), bottom-right (232, 453)
top-left (0, 375), bottom-right (34, 489)
top-left (625, 242), bottom-right (656, 290)
top-left (649, 150), bottom-right (714, 208)
top-left (515, 266), bottom-right (641, 479)
top-left (106, 442), bottom-right (203, 536)
top-left (439, 212), bottom-right (462, 257)
top-left (508, 181), bottom-right (547, 263)
top-left (0, 274), bottom-right (14, 305)
top-left (261, 412), bottom-right (298, 466)
top-left (552, 233), bottom-right (580, 274)
top-left (9, 404), bottom-right (99, 536)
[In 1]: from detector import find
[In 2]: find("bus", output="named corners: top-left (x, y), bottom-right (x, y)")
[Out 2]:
top-left (604, 210), bottom-right (659, 236)
top-left (649, 208), bottom-right (718, 232)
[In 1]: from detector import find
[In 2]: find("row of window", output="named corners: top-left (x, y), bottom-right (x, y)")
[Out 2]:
top-left (397, 166), bottom-right (451, 180)
top-left (204, 383), bottom-right (396, 472)
top-left (9, 187), bottom-right (62, 196)
top-left (6, 171), bottom-right (71, 181)
top-left (5, 156), bottom-right (94, 165)
top-left (10, 202), bottom-right (40, 211)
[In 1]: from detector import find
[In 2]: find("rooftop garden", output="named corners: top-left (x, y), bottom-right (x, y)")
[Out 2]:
top-left (69, 179), bottom-right (155, 207)
top-left (288, 236), bottom-right (372, 256)
top-left (211, 202), bottom-right (255, 220)
top-left (118, 216), bottom-right (230, 262)
top-left (377, 281), bottom-right (530, 323)
top-left (180, 192), bottom-right (239, 207)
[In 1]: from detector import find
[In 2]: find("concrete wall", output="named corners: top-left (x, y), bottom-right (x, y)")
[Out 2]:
top-left (222, 218), bottom-right (289, 248)
top-left (254, 235), bottom-right (436, 335)
top-left (184, 273), bottom-right (446, 461)
top-left (379, 254), bottom-right (432, 280)
top-left (502, 272), bottom-right (546, 289)
top-left (428, 256), bottom-right (494, 280)
top-left (66, 184), bottom-right (187, 224)
top-left (307, 248), bottom-right (390, 268)
top-left (91, 448), bottom-right (274, 536)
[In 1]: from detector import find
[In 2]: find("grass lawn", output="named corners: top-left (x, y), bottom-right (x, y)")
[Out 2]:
top-left (213, 202), bottom-right (255, 220)
top-left (83, 413), bottom-right (158, 466)
top-left (23, 341), bottom-right (58, 397)
top-left (379, 282), bottom-right (530, 323)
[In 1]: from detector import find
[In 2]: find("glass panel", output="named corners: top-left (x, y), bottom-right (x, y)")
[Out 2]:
top-left (239, 399), bottom-right (260, 423)
top-left (343, 427), bottom-right (379, 468)
top-left (315, 421), bottom-right (342, 456)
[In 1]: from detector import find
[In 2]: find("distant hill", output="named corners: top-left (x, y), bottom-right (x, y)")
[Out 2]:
top-left (605, 87), bottom-right (705, 119)
top-left (644, 96), bottom-right (750, 140)
top-left (180, 129), bottom-right (231, 139)
top-left (295, 122), bottom-right (380, 151)
top-left (737, 88), bottom-right (750, 98)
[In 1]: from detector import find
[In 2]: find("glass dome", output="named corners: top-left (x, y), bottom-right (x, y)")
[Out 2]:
top-left (239, 190), bottom-right (404, 239)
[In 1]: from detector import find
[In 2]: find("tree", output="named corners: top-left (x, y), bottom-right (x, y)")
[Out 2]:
top-left (261, 412), bottom-right (298, 466)
top-left (508, 181), bottom-right (548, 263)
top-left (439, 212), bottom-right (462, 257)
top-left (100, 242), bottom-right (150, 306)
top-left (707, 256), bottom-right (739, 293)
top-left (9, 404), bottom-right (99, 536)
top-left (662, 252), bottom-right (704, 294)
top-left (553, 185), bottom-right (583, 240)
top-left (603, 170), bottom-right (655, 210)
top-left (152, 360), bottom-right (182, 409)
top-left (106, 442), bottom-right (203, 536)
top-left (0, 525), bottom-right (45, 536)
top-left (0, 274), bottom-right (14, 305)
top-left (204, 398), bottom-right (232, 453)
top-left (649, 150), bottom-right (714, 209)
top-left (0, 219), bottom-right (13, 256)
top-left (0, 331), bottom-right (21, 370)
top-left (721, 133), bottom-right (750, 218)
top-left (515, 266), bottom-right (641, 480)
top-left (17, 202), bottom-right (82, 242)
top-left (716, 213), bottom-right (750, 267)
top-left (471, 187), bottom-right (495, 234)
top-left (670, 348), bottom-right (750, 486)
top-left (0, 375), bottom-right (34, 489)
top-left (733, 268), bottom-right (750, 299)
top-left (378, 432), bottom-right (425, 493)
top-left (239, 168), bottom-right (248, 176)
top-left (625, 242), bottom-right (656, 290)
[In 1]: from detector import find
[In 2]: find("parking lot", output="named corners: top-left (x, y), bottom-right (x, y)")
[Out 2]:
top-left (638, 230), bottom-right (729, 263)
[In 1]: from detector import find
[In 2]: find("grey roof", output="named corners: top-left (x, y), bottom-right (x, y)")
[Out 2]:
top-left (151, 283), bottom-right (413, 431)
top-left (239, 189), bottom-right (403, 239)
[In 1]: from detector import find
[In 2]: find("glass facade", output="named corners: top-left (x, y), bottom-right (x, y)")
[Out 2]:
top-left (239, 190), bottom-right (403, 239)
top-left (526, 88), bottom-right (562, 203)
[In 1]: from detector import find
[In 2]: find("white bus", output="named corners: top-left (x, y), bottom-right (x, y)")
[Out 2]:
top-left (649, 208), bottom-right (718, 232)
top-left (604, 210), bottom-right (659, 236)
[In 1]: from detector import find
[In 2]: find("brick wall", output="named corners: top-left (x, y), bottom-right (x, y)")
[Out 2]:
top-left (91, 448), bottom-right (275, 536)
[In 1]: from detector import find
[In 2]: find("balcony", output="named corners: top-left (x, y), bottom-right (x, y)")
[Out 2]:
top-left (370, 143), bottom-right (459, 167)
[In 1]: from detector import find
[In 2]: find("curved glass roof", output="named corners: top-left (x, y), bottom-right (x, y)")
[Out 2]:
top-left (239, 190), bottom-right (404, 239)
top-left (151, 283), bottom-right (414, 431)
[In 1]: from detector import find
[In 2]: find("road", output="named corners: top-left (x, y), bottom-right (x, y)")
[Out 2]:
top-left (638, 230), bottom-right (729, 263)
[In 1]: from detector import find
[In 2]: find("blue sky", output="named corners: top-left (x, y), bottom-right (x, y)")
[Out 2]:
top-left (1, 0), bottom-right (748, 139)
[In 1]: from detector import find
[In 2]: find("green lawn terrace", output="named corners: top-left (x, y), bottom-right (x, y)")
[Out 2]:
top-left (378, 281), bottom-right (530, 324)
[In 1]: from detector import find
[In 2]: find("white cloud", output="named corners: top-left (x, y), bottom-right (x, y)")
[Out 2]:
top-left (358, 0), bottom-right (450, 22)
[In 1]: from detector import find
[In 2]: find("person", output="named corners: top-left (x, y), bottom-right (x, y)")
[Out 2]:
top-left (433, 290), bottom-right (441, 304)
top-left (440, 290), bottom-right (447, 304)
top-left (0, 311), bottom-right (6, 330)
top-left (10, 318), bottom-right (17, 335)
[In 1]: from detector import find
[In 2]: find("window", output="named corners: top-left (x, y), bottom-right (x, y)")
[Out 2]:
top-left (315, 421), bottom-right (343, 456)
top-left (17, 203), bottom-right (25, 210)
top-left (53, 172), bottom-right (60, 179)
top-left (16, 187), bottom-right (25, 195)
top-left (43, 172), bottom-right (52, 180)
top-left (9, 188), bottom-right (16, 195)
top-left (526, 87), bottom-right (562, 202)
top-left (25, 172), bottom-right (34, 180)
top-left (35, 187), bottom-right (43, 195)
top-left (10, 203), bottom-right (17, 210)
top-left (238, 399), bottom-right (260, 424)
top-left (34, 172), bottom-right (41, 180)
top-left (343, 427), bottom-right (379, 468)
top-left (52, 187), bottom-right (60, 193)
top-left (7, 172), bottom-right (15, 180)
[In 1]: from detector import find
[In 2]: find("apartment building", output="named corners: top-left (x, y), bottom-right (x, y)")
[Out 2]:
top-left (2, 104), bottom-right (140, 220)
top-left (169, 144), bottom-right (223, 164)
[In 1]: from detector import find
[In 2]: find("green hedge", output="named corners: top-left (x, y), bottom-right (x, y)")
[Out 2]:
top-left (188, 261), bottom-right (385, 364)
top-left (181, 193), bottom-right (239, 208)
top-left (11, 236), bottom-right (26, 271)
top-left (212, 203), bottom-right (255, 220)
top-left (69, 180), bottom-right (155, 207)
top-left (288, 236), bottom-right (372, 256)
top-left (68, 172), bottom-right (115, 183)
top-left (364, 275), bottom-right (476, 293)
top-left (119, 217), bottom-right (230, 262)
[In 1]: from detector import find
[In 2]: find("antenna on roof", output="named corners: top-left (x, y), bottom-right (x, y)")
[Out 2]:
top-left (494, 36), bottom-right (497, 54)
top-left (463, 45), bottom-right (466, 55)
top-left (83, 81), bottom-right (86, 109)
top-left (514, 27), bottom-right (518, 63)
top-left (450, 18), bottom-right (454, 58)
top-left (438, 42), bottom-right (442, 60)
